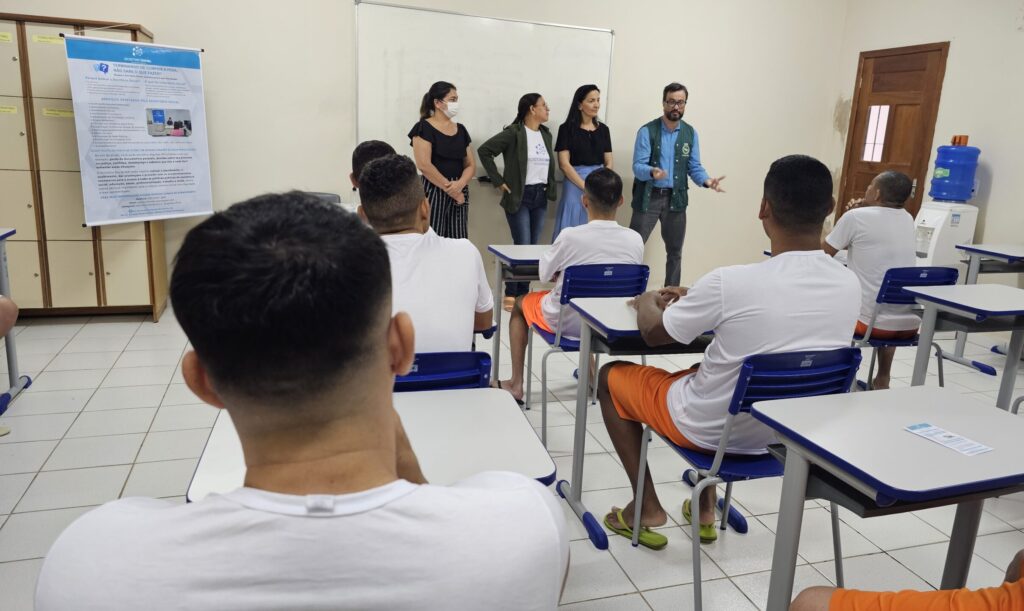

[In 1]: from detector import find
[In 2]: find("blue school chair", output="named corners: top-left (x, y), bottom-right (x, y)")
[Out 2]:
top-left (525, 264), bottom-right (649, 446)
top-left (394, 352), bottom-right (491, 392)
top-left (630, 348), bottom-right (861, 611)
top-left (853, 266), bottom-right (964, 389)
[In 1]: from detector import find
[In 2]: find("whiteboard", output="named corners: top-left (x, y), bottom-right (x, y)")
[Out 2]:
top-left (356, 2), bottom-right (613, 173)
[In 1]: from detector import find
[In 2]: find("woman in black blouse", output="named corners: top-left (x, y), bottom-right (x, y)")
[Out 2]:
top-left (551, 84), bottom-right (613, 240)
top-left (408, 81), bottom-right (476, 239)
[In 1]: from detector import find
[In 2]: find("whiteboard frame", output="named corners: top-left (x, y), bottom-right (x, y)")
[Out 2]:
top-left (353, 0), bottom-right (615, 143)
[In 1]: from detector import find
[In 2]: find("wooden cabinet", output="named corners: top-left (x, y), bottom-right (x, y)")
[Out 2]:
top-left (5, 241), bottom-right (43, 308)
top-left (0, 14), bottom-right (165, 320)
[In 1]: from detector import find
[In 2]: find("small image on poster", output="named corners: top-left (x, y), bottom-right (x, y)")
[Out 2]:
top-left (64, 35), bottom-right (212, 226)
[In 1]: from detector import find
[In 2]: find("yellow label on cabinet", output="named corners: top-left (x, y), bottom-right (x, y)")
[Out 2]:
top-left (0, 32), bottom-right (13, 43)
top-left (0, 105), bottom-right (17, 114)
top-left (43, 108), bottom-right (73, 118)
top-left (32, 34), bottom-right (64, 45)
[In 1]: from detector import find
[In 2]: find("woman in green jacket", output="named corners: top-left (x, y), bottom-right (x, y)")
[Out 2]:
top-left (478, 93), bottom-right (557, 311)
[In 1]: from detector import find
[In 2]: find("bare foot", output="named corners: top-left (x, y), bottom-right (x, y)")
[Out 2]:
top-left (502, 296), bottom-right (515, 312)
top-left (872, 376), bottom-right (890, 390)
top-left (496, 379), bottom-right (523, 402)
top-left (608, 503), bottom-right (668, 530)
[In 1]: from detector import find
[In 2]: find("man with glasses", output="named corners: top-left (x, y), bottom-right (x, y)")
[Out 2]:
top-left (630, 82), bottom-right (725, 287)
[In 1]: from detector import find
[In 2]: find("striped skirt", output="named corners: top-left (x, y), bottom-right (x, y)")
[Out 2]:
top-left (423, 176), bottom-right (469, 239)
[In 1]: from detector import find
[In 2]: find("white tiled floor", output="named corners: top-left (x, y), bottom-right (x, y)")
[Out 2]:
top-left (1, 312), bottom-right (1023, 609)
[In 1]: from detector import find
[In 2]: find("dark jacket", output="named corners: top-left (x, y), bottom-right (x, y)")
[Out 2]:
top-left (477, 123), bottom-right (557, 214)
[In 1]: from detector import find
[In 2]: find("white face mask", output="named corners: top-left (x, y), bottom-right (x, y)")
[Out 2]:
top-left (441, 100), bottom-right (459, 118)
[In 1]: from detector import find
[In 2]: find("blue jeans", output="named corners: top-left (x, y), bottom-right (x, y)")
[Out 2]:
top-left (505, 184), bottom-right (548, 297)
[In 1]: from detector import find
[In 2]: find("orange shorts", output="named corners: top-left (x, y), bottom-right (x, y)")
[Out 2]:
top-left (855, 320), bottom-right (918, 341)
top-left (521, 290), bottom-right (554, 333)
top-left (605, 362), bottom-right (706, 451)
top-left (829, 578), bottom-right (1024, 611)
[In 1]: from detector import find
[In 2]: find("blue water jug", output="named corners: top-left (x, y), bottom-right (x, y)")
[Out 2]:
top-left (928, 145), bottom-right (980, 202)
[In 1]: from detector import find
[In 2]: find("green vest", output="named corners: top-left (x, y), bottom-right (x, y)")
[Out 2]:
top-left (630, 118), bottom-right (694, 213)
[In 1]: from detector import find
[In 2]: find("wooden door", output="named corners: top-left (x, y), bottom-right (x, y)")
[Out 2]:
top-left (836, 43), bottom-right (949, 222)
top-left (47, 240), bottom-right (97, 307)
top-left (100, 240), bottom-right (150, 306)
top-left (5, 241), bottom-right (43, 308)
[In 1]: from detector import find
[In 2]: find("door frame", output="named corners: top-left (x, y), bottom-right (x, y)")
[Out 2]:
top-left (837, 41), bottom-right (950, 219)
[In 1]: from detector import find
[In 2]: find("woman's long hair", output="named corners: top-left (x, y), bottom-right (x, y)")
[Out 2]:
top-left (563, 84), bottom-right (600, 128)
top-left (419, 81), bottom-right (456, 119)
top-left (511, 93), bottom-right (542, 125)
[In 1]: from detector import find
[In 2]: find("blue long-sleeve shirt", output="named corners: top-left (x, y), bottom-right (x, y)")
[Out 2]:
top-left (632, 120), bottom-right (710, 189)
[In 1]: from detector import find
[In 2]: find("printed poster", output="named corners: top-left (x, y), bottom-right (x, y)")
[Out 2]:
top-left (64, 35), bottom-right (212, 225)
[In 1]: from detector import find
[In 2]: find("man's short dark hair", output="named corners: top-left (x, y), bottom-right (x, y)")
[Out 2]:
top-left (874, 170), bottom-right (913, 207)
top-left (358, 155), bottom-right (425, 232)
top-left (352, 140), bottom-right (396, 184)
top-left (170, 191), bottom-right (391, 403)
top-left (763, 155), bottom-right (834, 230)
top-left (584, 168), bottom-right (623, 212)
top-left (663, 82), bottom-right (689, 102)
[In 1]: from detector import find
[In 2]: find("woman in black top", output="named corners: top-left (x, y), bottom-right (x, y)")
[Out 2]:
top-left (408, 81), bottom-right (476, 239)
top-left (551, 84), bottom-right (613, 240)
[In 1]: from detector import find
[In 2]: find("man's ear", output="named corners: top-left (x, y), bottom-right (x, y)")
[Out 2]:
top-left (614, 195), bottom-right (625, 210)
top-left (419, 198), bottom-right (430, 221)
top-left (826, 196), bottom-right (836, 216)
top-left (181, 351), bottom-right (226, 410)
top-left (581, 193), bottom-right (592, 211)
top-left (758, 197), bottom-right (770, 221)
top-left (387, 312), bottom-right (416, 376)
top-left (349, 172), bottom-right (358, 190)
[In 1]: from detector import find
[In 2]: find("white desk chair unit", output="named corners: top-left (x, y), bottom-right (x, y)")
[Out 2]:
top-left (524, 264), bottom-right (649, 446)
top-left (852, 266), bottom-right (961, 390)
top-left (631, 348), bottom-right (862, 611)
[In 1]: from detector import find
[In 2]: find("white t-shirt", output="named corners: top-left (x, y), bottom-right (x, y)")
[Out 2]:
top-left (539, 220), bottom-right (645, 339)
top-left (524, 127), bottom-right (550, 186)
top-left (36, 472), bottom-right (568, 611)
top-left (383, 229), bottom-right (493, 353)
top-left (825, 206), bottom-right (920, 331)
top-left (662, 251), bottom-right (861, 454)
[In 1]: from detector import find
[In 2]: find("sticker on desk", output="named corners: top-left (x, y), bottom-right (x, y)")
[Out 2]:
top-left (905, 423), bottom-right (992, 456)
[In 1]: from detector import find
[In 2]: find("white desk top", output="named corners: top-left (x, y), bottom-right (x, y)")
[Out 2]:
top-left (905, 284), bottom-right (1024, 318)
top-left (752, 386), bottom-right (1024, 503)
top-left (487, 244), bottom-right (549, 264)
top-left (187, 388), bottom-right (555, 502)
top-left (955, 243), bottom-right (1024, 261)
top-left (570, 297), bottom-right (641, 339)
top-left (0, 228), bottom-right (14, 241)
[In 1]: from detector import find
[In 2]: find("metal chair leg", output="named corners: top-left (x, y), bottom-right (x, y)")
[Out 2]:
top-left (641, 354), bottom-right (647, 366)
top-left (933, 342), bottom-right (945, 388)
top-left (866, 347), bottom-right (878, 390)
top-left (631, 426), bottom-right (653, 547)
top-left (1011, 396), bottom-right (1024, 415)
top-left (830, 501), bottom-right (845, 587)
top-left (540, 349), bottom-right (557, 447)
top-left (689, 476), bottom-right (720, 611)
top-left (525, 331), bottom-right (534, 410)
top-left (591, 353), bottom-right (600, 405)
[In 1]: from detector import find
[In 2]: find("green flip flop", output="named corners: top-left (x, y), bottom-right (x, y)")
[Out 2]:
top-left (682, 499), bottom-right (718, 544)
top-left (603, 509), bottom-right (668, 550)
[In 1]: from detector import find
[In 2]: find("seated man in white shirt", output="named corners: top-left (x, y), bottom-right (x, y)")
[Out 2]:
top-left (498, 168), bottom-right (645, 404)
top-left (824, 170), bottom-right (917, 389)
top-left (598, 155), bottom-right (860, 549)
top-left (35, 192), bottom-right (568, 610)
top-left (358, 154), bottom-right (494, 353)
top-left (350, 139), bottom-right (396, 190)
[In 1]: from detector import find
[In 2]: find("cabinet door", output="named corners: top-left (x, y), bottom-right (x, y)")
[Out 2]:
top-left (47, 240), bottom-right (97, 307)
top-left (4, 240), bottom-right (43, 307)
top-left (101, 240), bottom-right (150, 306)
top-left (0, 96), bottom-right (29, 170)
top-left (98, 222), bottom-right (146, 240)
top-left (34, 99), bottom-right (79, 171)
top-left (25, 23), bottom-right (74, 100)
top-left (0, 21), bottom-right (22, 97)
top-left (40, 171), bottom-right (90, 240)
top-left (0, 170), bottom-right (38, 241)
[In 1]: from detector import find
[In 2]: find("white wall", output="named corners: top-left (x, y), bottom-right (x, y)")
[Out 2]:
top-left (3, 0), bottom-right (851, 288)
top-left (827, 0), bottom-right (1024, 285)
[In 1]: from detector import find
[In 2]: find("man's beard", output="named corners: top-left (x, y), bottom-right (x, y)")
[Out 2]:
top-left (665, 110), bottom-right (682, 121)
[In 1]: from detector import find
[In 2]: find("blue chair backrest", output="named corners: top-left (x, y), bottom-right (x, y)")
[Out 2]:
top-left (394, 352), bottom-right (491, 392)
top-left (728, 348), bottom-right (862, 414)
top-left (875, 266), bottom-right (959, 305)
top-left (560, 264), bottom-right (650, 304)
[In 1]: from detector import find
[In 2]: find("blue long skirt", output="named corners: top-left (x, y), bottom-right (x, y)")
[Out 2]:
top-left (552, 164), bottom-right (603, 241)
